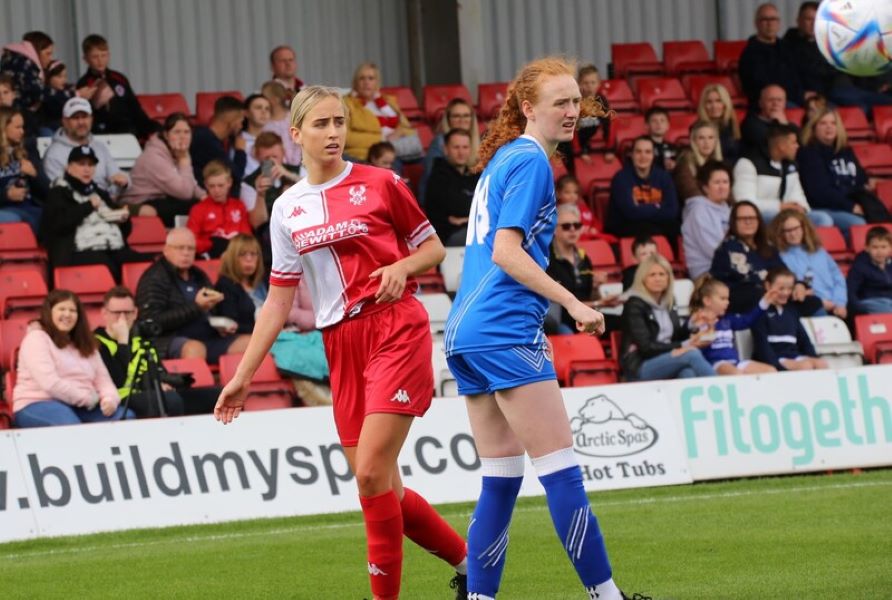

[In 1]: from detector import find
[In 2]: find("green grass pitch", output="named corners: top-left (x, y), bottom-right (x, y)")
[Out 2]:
top-left (2, 469), bottom-right (890, 599)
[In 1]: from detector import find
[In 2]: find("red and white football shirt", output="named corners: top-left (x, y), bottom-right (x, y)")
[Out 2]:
top-left (269, 162), bottom-right (435, 328)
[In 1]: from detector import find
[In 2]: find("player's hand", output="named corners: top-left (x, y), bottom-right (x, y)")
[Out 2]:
top-left (370, 263), bottom-right (409, 303)
top-left (215, 377), bottom-right (249, 424)
top-left (99, 396), bottom-right (118, 417)
top-left (568, 300), bottom-right (605, 336)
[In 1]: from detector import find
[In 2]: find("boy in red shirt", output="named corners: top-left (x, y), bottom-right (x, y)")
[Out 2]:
top-left (187, 160), bottom-right (252, 257)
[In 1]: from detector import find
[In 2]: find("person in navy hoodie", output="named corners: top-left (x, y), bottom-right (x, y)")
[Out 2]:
top-left (797, 106), bottom-right (871, 238)
top-left (847, 226), bottom-right (892, 315)
top-left (752, 266), bottom-right (828, 371)
top-left (606, 135), bottom-right (678, 241)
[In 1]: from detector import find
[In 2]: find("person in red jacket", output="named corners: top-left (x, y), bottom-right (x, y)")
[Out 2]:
top-left (186, 160), bottom-right (252, 258)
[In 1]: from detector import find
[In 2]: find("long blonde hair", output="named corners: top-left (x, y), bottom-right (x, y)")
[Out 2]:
top-left (631, 254), bottom-right (675, 309)
top-left (476, 56), bottom-right (608, 172)
top-left (688, 120), bottom-right (723, 166)
top-left (219, 234), bottom-right (265, 288)
top-left (769, 208), bottom-right (822, 253)
top-left (801, 107), bottom-right (848, 153)
top-left (0, 107), bottom-right (27, 169)
top-left (697, 83), bottom-right (740, 140)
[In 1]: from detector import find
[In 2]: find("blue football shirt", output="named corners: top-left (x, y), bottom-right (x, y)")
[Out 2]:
top-left (444, 135), bottom-right (556, 355)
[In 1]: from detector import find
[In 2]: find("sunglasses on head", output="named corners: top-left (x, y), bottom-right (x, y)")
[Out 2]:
top-left (560, 222), bottom-right (583, 231)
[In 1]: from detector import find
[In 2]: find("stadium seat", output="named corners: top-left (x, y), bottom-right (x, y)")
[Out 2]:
top-left (54, 264), bottom-right (116, 307)
top-left (402, 161), bottom-right (423, 196)
top-left (194, 91), bottom-right (244, 126)
top-left (684, 74), bottom-right (746, 108)
top-left (873, 105), bottom-right (892, 143)
top-left (598, 79), bottom-right (639, 113)
top-left (573, 154), bottom-right (621, 200)
top-left (854, 314), bottom-right (892, 363)
top-left (127, 216), bottom-right (167, 254)
top-left (635, 77), bottom-right (693, 112)
top-left (417, 293), bottom-right (452, 334)
top-left (785, 107), bottom-right (805, 127)
top-left (837, 106), bottom-right (874, 143)
top-left (380, 86), bottom-right (424, 122)
top-left (0, 222), bottom-right (47, 275)
top-left (876, 180), bottom-right (892, 213)
top-left (431, 344), bottom-right (457, 397)
top-left (550, 157), bottom-right (569, 180)
top-left (220, 352), bottom-right (294, 403)
top-left (414, 266), bottom-right (446, 294)
top-left (0, 269), bottom-right (48, 319)
top-left (162, 358), bottom-right (216, 388)
top-left (713, 40), bottom-right (747, 72)
top-left (413, 122), bottom-right (434, 151)
top-left (195, 258), bottom-right (221, 284)
top-left (597, 282), bottom-right (624, 317)
top-left (93, 134), bottom-right (142, 170)
top-left (477, 81), bottom-right (509, 121)
top-left (800, 316), bottom-right (864, 369)
top-left (662, 41), bottom-right (716, 76)
top-left (122, 261), bottom-right (153, 294)
top-left (578, 239), bottom-right (621, 281)
top-left (674, 278), bottom-right (695, 317)
top-left (665, 112), bottom-right (699, 145)
top-left (850, 223), bottom-right (892, 253)
top-left (549, 334), bottom-right (618, 387)
top-left (0, 318), bottom-right (29, 371)
top-left (422, 84), bottom-right (473, 124)
top-left (611, 42), bottom-right (664, 78)
top-left (734, 329), bottom-right (754, 360)
top-left (441, 247), bottom-right (465, 293)
top-left (613, 114), bottom-right (648, 154)
top-left (36, 136), bottom-right (52, 158)
top-left (852, 144), bottom-right (892, 177)
top-left (137, 93), bottom-right (191, 123)
top-left (815, 226), bottom-right (854, 266)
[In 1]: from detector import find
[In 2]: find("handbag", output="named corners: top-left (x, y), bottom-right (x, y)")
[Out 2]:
top-left (391, 133), bottom-right (424, 161)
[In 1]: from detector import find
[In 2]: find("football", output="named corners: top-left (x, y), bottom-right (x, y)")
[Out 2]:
top-left (814, 0), bottom-right (892, 77)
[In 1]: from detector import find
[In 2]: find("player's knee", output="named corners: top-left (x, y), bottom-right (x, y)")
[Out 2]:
top-left (354, 462), bottom-right (392, 496)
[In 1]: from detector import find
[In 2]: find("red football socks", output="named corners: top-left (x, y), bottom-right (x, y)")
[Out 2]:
top-left (359, 490), bottom-right (404, 599)
top-left (400, 487), bottom-right (467, 567)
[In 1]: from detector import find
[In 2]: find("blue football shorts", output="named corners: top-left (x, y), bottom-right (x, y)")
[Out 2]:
top-left (446, 343), bottom-right (557, 395)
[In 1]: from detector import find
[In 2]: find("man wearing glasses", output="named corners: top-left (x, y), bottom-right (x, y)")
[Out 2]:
top-left (738, 3), bottom-right (804, 108)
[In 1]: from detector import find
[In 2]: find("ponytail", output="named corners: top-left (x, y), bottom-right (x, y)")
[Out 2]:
top-left (689, 273), bottom-right (727, 313)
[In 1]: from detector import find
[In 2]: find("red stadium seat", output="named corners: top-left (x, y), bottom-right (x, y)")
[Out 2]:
top-left (137, 93), bottom-right (191, 122)
top-left (54, 264), bottom-right (116, 306)
top-left (855, 314), bottom-right (892, 363)
top-left (162, 358), bottom-right (216, 388)
top-left (713, 40), bottom-right (747, 72)
top-left (573, 155), bottom-right (622, 199)
top-left (662, 41), bottom-right (716, 76)
top-left (853, 144), bottom-right (892, 177)
top-left (0, 222), bottom-right (48, 278)
top-left (612, 114), bottom-right (648, 154)
top-left (599, 79), bottom-right (639, 113)
top-left (577, 239), bottom-right (621, 281)
top-left (422, 84), bottom-right (473, 125)
top-left (128, 216), bottom-right (167, 254)
top-left (413, 122), bottom-right (434, 151)
top-left (611, 43), bottom-right (664, 78)
top-left (786, 107), bottom-right (806, 127)
top-left (873, 105), bottom-right (892, 143)
top-left (550, 157), bottom-right (569, 180)
top-left (665, 112), bottom-right (699, 145)
top-left (195, 258), bottom-right (221, 284)
top-left (635, 77), bottom-right (693, 112)
top-left (1, 370), bottom-right (15, 428)
top-left (876, 180), bottom-right (892, 213)
top-left (380, 86), bottom-right (424, 122)
top-left (122, 261), bottom-right (152, 295)
top-left (414, 266), bottom-right (446, 294)
top-left (402, 161), bottom-right (423, 196)
top-left (477, 82), bottom-right (509, 121)
top-left (219, 353), bottom-right (295, 408)
top-left (549, 334), bottom-right (618, 387)
top-left (684, 74), bottom-right (746, 108)
top-left (194, 91), bottom-right (244, 126)
top-left (0, 318), bottom-right (29, 371)
top-left (815, 227), bottom-right (854, 265)
top-left (850, 223), bottom-right (892, 253)
top-left (0, 269), bottom-right (47, 319)
top-left (837, 106), bottom-right (875, 143)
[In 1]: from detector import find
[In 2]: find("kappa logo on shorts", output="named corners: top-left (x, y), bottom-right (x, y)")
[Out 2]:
top-left (288, 205), bottom-right (307, 218)
top-left (367, 562), bottom-right (388, 576)
top-left (390, 389), bottom-right (410, 404)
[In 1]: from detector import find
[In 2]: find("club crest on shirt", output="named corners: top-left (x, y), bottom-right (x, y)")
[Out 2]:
top-left (230, 210), bottom-right (242, 223)
top-left (348, 185), bottom-right (367, 206)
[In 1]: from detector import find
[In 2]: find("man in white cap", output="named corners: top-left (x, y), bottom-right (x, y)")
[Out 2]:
top-left (42, 96), bottom-right (129, 198)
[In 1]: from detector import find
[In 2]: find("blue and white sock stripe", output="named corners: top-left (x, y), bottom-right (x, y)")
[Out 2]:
top-left (478, 524), bottom-right (511, 569)
top-left (564, 506), bottom-right (590, 561)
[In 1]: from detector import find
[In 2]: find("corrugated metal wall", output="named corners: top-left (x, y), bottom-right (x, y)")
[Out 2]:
top-left (2, 0), bottom-right (410, 111)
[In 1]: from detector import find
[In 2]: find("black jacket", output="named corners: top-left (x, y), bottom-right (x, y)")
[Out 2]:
top-left (737, 35), bottom-right (803, 107)
top-left (797, 143), bottom-right (866, 213)
top-left (782, 27), bottom-right (849, 97)
top-left (546, 244), bottom-right (594, 330)
top-left (190, 126), bottom-right (246, 188)
top-left (619, 295), bottom-right (690, 379)
top-left (847, 251), bottom-right (892, 306)
top-left (76, 68), bottom-right (158, 138)
top-left (215, 275), bottom-right (256, 334)
top-left (424, 157), bottom-right (478, 242)
top-left (134, 257), bottom-right (214, 357)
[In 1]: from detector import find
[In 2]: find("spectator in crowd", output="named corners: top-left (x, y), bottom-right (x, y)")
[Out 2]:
top-left (344, 61), bottom-right (418, 161)
top-left (738, 3), bottom-right (803, 108)
top-left (733, 123), bottom-right (832, 226)
top-left (622, 235), bottom-right (658, 290)
top-left (0, 31), bottom-right (64, 125)
top-left (576, 64), bottom-right (614, 162)
top-left (784, 1), bottom-right (892, 117)
top-left (0, 73), bottom-right (16, 108)
top-left (798, 107), bottom-right (873, 236)
top-left (94, 286), bottom-right (185, 418)
top-left (710, 200), bottom-right (784, 313)
top-left (367, 141), bottom-right (397, 170)
top-left (240, 93), bottom-right (272, 176)
top-left (674, 120), bottom-right (724, 202)
top-left (620, 254), bottom-right (715, 381)
top-left (424, 128), bottom-right (478, 246)
top-left (770, 208), bottom-right (848, 318)
top-left (688, 275), bottom-right (777, 376)
top-left (644, 107), bottom-right (677, 171)
top-left (606, 136), bottom-right (678, 240)
top-left (43, 97), bottom-right (130, 197)
top-left (847, 226), bottom-right (892, 314)
top-left (260, 80), bottom-right (301, 166)
top-left (75, 34), bottom-right (156, 138)
top-left (135, 227), bottom-right (250, 363)
top-left (190, 95), bottom-right (246, 187)
top-left (740, 84), bottom-right (799, 156)
top-left (682, 160), bottom-right (733, 279)
top-left (546, 204), bottom-right (620, 334)
top-left (39, 60), bottom-right (77, 132)
top-left (556, 174), bottom-right (601, 240)
top-left (752, 266), bottom-right (828, 370)
top-left (697, 83), bottom-right (741, 163)
top-left (215, 234), bottom-right (267, 334)
top-left (13, 289), bottom-right (133, 428)
top-left (40, 145), bottom-right (143, 280)
top-left (419, 98), bottom-right (479, 203)
top-left (187, 161), bottom-right (252, 258)
top-left (0, 106), bottom-right (47, 231)
top-left (802, 93), bottom-right (828, 126)
top-left (268, 45), bottom-right (304, 100)
top-left (242, 131), bottom-right (301, 230)
top-left (122, 112), bottom-right (204, 225)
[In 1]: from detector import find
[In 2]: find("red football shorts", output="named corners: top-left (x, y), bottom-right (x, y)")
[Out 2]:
top-left (322, 296), bottom-right (434, 446)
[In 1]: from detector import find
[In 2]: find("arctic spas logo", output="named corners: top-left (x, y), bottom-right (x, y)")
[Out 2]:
top-left (570, 394), bottom-right (658, 458)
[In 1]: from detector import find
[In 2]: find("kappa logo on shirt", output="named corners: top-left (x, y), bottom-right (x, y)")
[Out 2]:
top-left (289, 205), bottom-right (307, 218)
top-left (390, 389), bottom-right (410, 404)
top-left (348, 185), bottom-right (367, 206)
